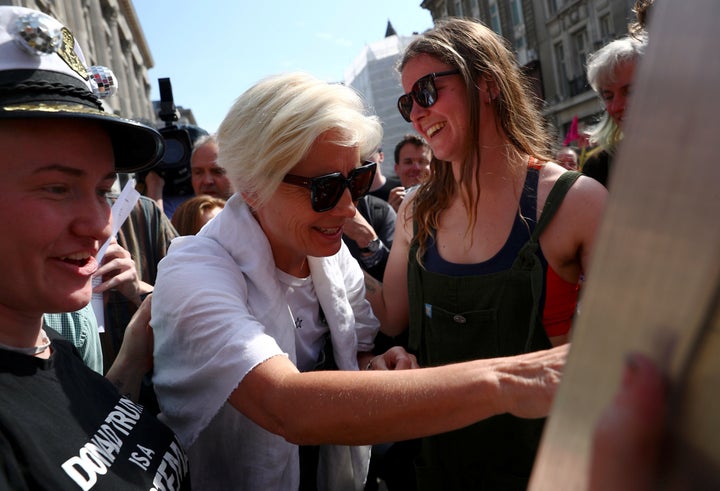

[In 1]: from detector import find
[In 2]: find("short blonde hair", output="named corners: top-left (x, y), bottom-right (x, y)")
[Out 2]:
top-left (217, 72), bottom-right (382, 208)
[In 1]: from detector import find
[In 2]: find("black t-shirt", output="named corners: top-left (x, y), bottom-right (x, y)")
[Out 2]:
top-left (0, 335), bottom-right (190, 490)
top-left (582, 149), bottom-right (612, 188)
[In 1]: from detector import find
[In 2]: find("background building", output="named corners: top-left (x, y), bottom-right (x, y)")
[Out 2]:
top-left (419, 0), bottom-right (636, 144)
top-left (2, 0), bottom-right (160, 125)
top-left (534, 0), bottom-right (635, 142)
top-left (344, 22), bottom-right (420, 177)
top-left (7, 0), bottom-right (638, 156)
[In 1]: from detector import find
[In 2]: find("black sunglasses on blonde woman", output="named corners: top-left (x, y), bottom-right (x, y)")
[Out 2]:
top-left (282, 161), bottom-right (377, 212)
top-left (397, 69), bottom-right (460, 122)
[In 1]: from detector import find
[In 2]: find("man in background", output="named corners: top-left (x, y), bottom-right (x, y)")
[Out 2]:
top-left (191, 134), bottom-right (234, 200)
top-left (556, 147), bottom-right (579, 171)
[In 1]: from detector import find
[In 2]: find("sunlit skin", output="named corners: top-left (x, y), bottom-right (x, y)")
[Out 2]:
top-left (191, 140), bottom-right (233, 199)
top-left (600, 59), bottom-right (637, 130)
top-left (400, 54), bottom-right (483, 166)
top-left (395, 143), bottom-right (432, 188)
top-left (245, 130), bottom-right (358, 277)
top-left (369, 53), bottom-right (607, 349)
top-left (156, 75), bottom-right (575, 454)
top-left (0, 119), bottom-right (115, 346)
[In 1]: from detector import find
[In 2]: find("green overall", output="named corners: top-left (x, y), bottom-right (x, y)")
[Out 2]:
top-left (407, 171), bottom-right (580, 490)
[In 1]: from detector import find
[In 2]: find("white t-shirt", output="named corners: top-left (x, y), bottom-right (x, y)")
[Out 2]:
top-left (152, 196), bottom-right (379, 490)
top-left (276, 268), bottom-right (328, 372)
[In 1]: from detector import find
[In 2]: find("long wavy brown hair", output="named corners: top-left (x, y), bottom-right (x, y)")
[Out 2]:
top-left (397, 18), bottom-right (552, 265)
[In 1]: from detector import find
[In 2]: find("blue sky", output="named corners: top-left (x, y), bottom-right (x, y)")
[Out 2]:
top-left (133, 1), bottom-right (434, 133)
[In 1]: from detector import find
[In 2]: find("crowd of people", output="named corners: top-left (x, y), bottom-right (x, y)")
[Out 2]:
top-left (0, 2), bottom-right (675, 490)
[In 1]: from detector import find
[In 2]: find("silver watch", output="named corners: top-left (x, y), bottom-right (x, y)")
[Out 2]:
top-left (360, 237), bottom-right (382, 253)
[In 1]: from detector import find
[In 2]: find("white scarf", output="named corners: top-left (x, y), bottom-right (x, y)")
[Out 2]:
top-left (152, 194), bottom-right (377, 490)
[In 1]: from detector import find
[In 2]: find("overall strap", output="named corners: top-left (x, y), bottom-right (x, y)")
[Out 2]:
top-left (531, 170), bottom-right (581, 241)
top-left (515, 170), bottom-right (581, 351)
top-left (407, 219), bottom-right (423, 355)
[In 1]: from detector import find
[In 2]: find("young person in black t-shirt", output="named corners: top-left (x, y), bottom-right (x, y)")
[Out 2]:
top-left (0, 7), bottom-right (189, 489)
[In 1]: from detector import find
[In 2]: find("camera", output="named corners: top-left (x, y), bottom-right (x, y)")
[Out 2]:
top-left (136, 78), bottom-right (207, 196)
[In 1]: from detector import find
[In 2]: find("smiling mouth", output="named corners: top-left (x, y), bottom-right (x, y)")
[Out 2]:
top-left (60, 253), bottom-right (92, 267)
top-left (426, 122), bottom-right (445, 137)
top-left (317, 226), bottom-right (341, 235)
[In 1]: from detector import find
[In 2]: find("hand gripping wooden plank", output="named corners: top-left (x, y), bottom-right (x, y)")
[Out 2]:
top-left (529, 1), bottom-right (720, 489)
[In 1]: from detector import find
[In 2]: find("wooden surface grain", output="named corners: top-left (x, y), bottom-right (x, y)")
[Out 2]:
top-left (529, 1), bottom-right (720, 488)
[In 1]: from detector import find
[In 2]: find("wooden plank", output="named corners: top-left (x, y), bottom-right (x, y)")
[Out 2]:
top-left (529, 0), bottom-right (720, 488)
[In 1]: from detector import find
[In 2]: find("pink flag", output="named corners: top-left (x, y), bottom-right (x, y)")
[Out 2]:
top-left (563, 115), bottom-right (579, 146)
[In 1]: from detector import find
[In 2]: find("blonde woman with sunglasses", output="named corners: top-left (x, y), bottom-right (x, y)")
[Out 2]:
top-left (151, 71), bottom-right (569, 490)
top-left (366, 18), bottom-right (607, 489)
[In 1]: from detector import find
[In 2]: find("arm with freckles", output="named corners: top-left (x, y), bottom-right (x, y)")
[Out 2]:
top-left (228, 343), bottom-right (568, 446)
top-left (363, 195), bottom-right (413, 336)
top-left (153, 223), bottom-right (567, 447)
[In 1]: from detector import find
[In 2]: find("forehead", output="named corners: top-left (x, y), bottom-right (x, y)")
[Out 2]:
top-left (0, 118), bottom-right (114, 173)
top-left (191, 142), bottom-right (219, 167)
top-left (600, 59), bottom-right (637, 90)
top-left (399, 143), bottom-right (431, 159)
top-left (401, 54), bottom-right (453, 90)
top-left (293, 130), bottom-right (360, 176)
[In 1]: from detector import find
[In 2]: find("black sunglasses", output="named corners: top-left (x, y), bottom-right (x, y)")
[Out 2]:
top-left (282, 161), bottom-right (377, 213)
top-left (397, 69), bottom-right (461, 122)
